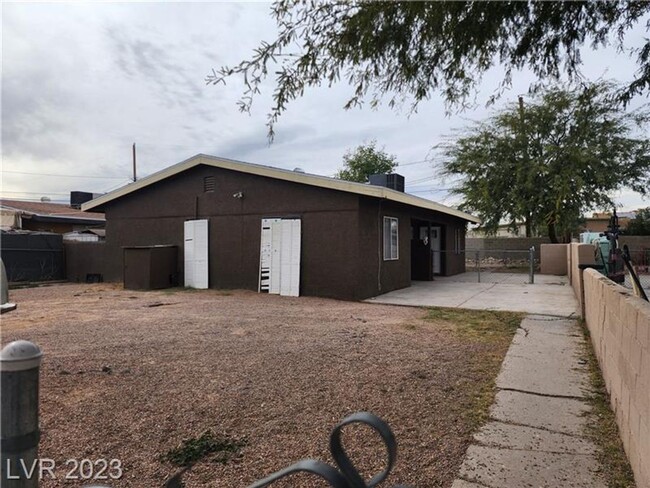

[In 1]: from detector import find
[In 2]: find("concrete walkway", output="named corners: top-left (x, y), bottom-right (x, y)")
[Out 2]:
top-left (366, 274), bottom-right (578, 317)
top-left (452, 315), bottom-right (606, 488)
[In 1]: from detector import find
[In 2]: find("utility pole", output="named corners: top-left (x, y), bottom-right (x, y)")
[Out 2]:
top-left (518, 96), bottom-right (532, 237)
top-left (132, 143), bottom-right (137, 182)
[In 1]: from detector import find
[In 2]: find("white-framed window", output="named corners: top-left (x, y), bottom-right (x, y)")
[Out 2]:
top-left (383, 217), bottom-right (399, 260)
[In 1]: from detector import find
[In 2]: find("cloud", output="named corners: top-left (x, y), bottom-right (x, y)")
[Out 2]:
top-left (1, 2), bottom-right (648, 211)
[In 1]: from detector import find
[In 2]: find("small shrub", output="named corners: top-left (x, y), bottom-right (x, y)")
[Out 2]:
top-left (160, 431), bottom-right (244, 467)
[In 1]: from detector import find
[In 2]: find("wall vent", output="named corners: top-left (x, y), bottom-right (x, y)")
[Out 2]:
top-left (204, 176), bottom-right (215, 192)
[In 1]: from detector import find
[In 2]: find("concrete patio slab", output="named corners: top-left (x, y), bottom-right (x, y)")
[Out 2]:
top-left (474, 421), bottom-right (596, 455)
top-left (496, 326), bottom-right (590, 398)
top-left (452, 315), bottom-right (607, 487)
top-left (366, 274), bottom-right (579, 317)
top-left (457, 445), bottom-right (606, 488)
top-left (490, 390), bottom-right (591, 436)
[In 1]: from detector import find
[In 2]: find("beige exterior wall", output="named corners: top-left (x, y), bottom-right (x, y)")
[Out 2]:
top-left (583, 269), bottom-right (650, 488)
top-left (540, 244), bottom-right (568, 275)
top-left (0, 209), bottom-right (19, 228)
top-left (568, 242), bottom-right (597, 316)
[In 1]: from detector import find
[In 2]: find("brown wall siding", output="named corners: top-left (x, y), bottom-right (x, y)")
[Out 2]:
top-left (356, 198), bottom-right (468, 298)
top-left (94, 164), bottom-right (469, 300)
top-left (356, 199), bottom-right (412, 298)
top-left (101, 165), bottom-right (362, 300)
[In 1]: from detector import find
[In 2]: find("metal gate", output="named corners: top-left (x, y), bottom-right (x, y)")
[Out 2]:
top-left (439, 247), bottom-right (537, 284)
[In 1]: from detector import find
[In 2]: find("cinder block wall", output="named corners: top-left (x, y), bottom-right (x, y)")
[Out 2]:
top-left (466, 237), bottom-right (550, 260)
top-left (583, 269), bottom-right (650, 488)
top-left (540, 244), bottom-right (568, 275)
top-left (568, 243), bottom-right (597, 315)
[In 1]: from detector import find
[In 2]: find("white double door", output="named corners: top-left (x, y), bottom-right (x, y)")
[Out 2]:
top-left (259, 218), bottom-right (301, 297)
top-left (184, 219), bottom-right (209, 289)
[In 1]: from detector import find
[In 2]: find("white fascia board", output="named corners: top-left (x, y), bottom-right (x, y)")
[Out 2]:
top-left (82, 153), bottom-right (480, 223)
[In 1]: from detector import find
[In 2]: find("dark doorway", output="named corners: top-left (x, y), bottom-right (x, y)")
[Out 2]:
top-left (411, 220), bottom-right (433, 280)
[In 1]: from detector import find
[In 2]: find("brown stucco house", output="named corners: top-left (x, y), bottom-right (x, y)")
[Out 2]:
top-left (81, 154), bottom-right (479, 300)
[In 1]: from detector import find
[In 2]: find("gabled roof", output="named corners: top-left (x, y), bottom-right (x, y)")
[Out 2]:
top-left (1, 199), bottom-right (105, 222)
top-left (82, 154), bottom-right (480, 223)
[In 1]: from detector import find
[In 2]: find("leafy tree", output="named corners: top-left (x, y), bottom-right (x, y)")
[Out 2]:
top-left (441, 82), bottom-right (650, 243)
top-left (335, 141), bottom-right (398, 183)
top-left (627, 207), bottom-right (650, 235)
top-left (208, 1), bottom-right (650, 136)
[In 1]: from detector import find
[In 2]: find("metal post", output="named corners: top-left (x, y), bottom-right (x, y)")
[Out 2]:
top-left (1, 340), bottom-right (43, 488)
top-left (475, 250), bottom-right (481, 283)
top-left (529, 246), bottom-right (535, 284)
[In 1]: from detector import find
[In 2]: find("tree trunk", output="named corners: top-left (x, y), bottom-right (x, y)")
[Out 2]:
top-left (525, 215), bottom-right (532, 238)
top-left (547, 222), bottom-right (559, 243)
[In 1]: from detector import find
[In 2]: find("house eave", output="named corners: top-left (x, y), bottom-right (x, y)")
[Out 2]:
top-left (82, 154), bottom-right (480, 223)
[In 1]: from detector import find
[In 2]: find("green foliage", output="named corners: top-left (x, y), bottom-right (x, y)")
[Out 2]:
top-left (426, 307), bottom-right (523, 344)
top-left (627, 207), bottom-right (650, 235)
top-left (160, 431), bottom-right (243, 467)
top-left (441, 82), bottom-right (650, 242)
top-left (335, 141), bottom-right (398, 183)
top-left (208, 1), bottom-right (650, 137)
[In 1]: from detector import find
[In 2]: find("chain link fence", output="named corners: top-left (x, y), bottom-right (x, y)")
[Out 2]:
top-left (437, 248), bottom-right (537, 284)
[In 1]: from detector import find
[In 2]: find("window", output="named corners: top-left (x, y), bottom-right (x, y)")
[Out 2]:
top-left (204, 176), bottom-right (215, 192)
top-left (383, 217), bottom-right (399, 260)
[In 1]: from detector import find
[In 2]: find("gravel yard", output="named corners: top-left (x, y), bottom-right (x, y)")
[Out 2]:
top-left (2, 283), bottom-right (518, 487)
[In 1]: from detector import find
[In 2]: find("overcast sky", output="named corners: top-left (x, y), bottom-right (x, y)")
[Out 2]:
top-left (2, 2), bottom-right (649, 211)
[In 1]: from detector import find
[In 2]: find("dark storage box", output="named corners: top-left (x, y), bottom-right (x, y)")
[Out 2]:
top-left (123, 245), bottom-right (178, 290)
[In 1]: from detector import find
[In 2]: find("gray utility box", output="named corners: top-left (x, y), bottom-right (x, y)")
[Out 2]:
top-left (123, 245), bottom-right (178, 290)
top-left (368, 173), bottom-right (405, 192)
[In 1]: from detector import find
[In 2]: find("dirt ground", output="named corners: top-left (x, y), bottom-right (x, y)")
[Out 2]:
top-left (1, 283), bottom-right (516, 487)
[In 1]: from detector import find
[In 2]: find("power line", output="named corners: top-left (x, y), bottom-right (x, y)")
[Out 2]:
top-left (2, 170), bottom-right (125, 179)
top-left (0, 197), bottom-right (70, 203)
top-left (397, 159), bottom-right (431, 167)
top-left (407, 188), bottom-right (452, 193)
top-left (0, 190), bottom-right (71, 196)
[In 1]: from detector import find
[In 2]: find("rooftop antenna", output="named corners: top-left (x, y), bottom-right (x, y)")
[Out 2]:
top-left (132, 143), bottom-right (137, 182)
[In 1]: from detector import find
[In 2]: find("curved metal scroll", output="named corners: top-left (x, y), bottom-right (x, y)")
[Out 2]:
top-left (249, 411), bottom-right (407, 488)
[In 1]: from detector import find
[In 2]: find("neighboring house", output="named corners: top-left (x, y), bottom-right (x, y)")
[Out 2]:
top-left (82, 154), bottom-right (479, 300)
top-left (580, 212), bottom-right (633, 234)
top-left (0, 198), bottom-right (105, 234)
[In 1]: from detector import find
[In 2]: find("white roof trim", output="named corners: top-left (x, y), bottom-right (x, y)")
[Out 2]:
top-left (82, 154), bottom-right (479, 223)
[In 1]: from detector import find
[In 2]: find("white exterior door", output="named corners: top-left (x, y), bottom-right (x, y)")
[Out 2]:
top-left (259, 218), bottom-right (281, 293)
top-left (279, 219), bottom-right (301, 297)
top-left (258, 218), bottom-right (301, 296)
top-left (184, 219), bottom-right (209, 289)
